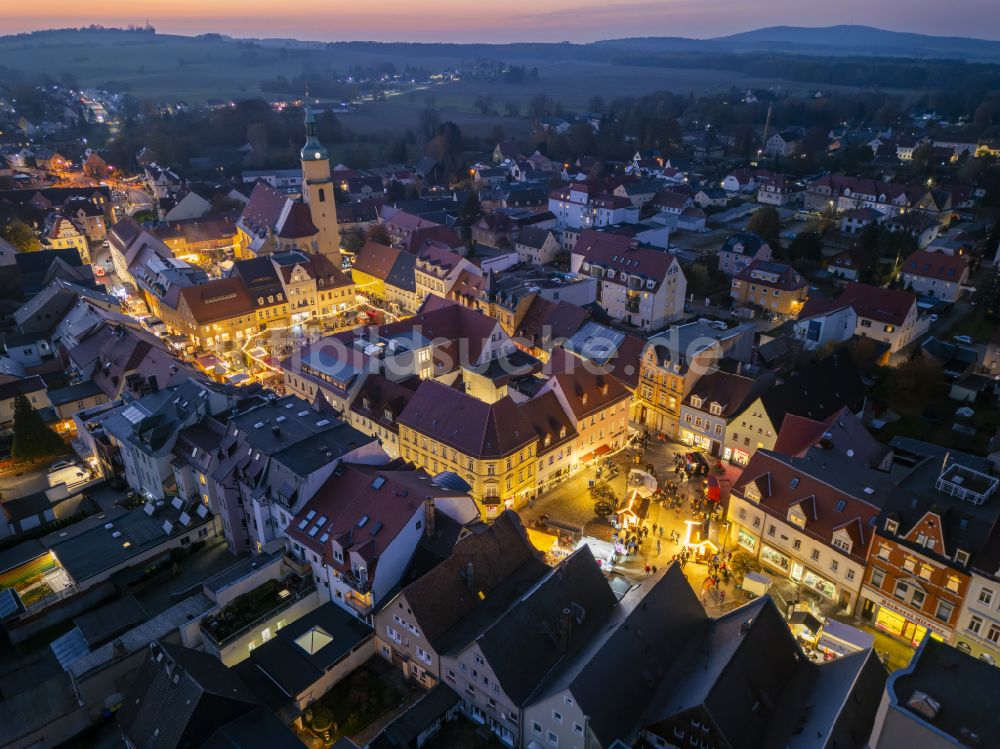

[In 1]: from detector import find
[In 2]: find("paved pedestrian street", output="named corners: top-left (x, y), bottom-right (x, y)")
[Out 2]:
top-left (521, 430), bottom-right (917, 670)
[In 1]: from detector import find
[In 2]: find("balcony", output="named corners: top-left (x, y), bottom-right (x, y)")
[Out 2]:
top-left (200, 574), bottom-right (315, 648)
top-left (282, 551), bottom-right (311, 577)
top-left (345, 590), bottom-right (374, 617)
top-left (336, 569), bottom-right (371, 595)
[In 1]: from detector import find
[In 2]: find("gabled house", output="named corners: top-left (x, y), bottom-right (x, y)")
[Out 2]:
top-left (640, 595), bottom-right (886, 749)
top-left (840, 283), bottom-right (924, 354)
top-left (717, 231), bottom-right (772, 276)
top-left (793, 296), bottom-right (858, 352)
top-left (900, 249), bottom-right (970, 302)
top-left (285, 462), bottom-right (474, 618)
top-left (679, 368), bottom-right (775, 458)
top-left (727, 447), bottom-right (895, 611)
top-left (859, 442), bottom-right (1000, 648)
top-left (441, 546), bottom-right (618, 746)
top-left (731, 260), bottom-right (808, 317)
top-left (374, 511), bottom-right (548, 688)
top-left (724, 351), bottom-right (866, 465)
top-left (571, 230), bottom-right (686, 330)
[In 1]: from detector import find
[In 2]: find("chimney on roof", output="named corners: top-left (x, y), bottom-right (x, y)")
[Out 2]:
top-left (425, 497), bottom-right (436, 537)
top-left (272, 425), bottom-right (281, 438)
top-left (559, 608), bottom-right (573, 652)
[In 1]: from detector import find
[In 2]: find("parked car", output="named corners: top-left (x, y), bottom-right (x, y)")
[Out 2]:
top-left (47, 461), bottom-right (91, 490)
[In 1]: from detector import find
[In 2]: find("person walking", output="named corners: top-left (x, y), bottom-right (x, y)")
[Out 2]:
top-left (656, 539), bottom-right (662, 555)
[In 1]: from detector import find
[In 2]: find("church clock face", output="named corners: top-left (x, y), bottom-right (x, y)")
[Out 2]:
top-left (314, 152), bottom-right (322, 159)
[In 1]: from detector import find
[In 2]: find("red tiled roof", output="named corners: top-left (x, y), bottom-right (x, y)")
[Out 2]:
top-left (352, 241), bottom-right (402, 281)
top-left (902, 249), bottom-right (969, 282)
top-left (519, 391), bottom-right (577, 455)
top-left (286, 463), bottom-right (438, 573)
top-left (839, 282), bottom-right (915, 326)
top-left (398, 379), bottom-right (535, 459)
top-left (732, 450), bottom-right (887, 563)
top-left (239, 180), bottom-right (317, 239)
top-left (178, 277), bottom-right (254, 324)
top-left (797, 295), bottom-right (852, 321)
top-left (573, 230), bottom-right (678, 289)
top-left (545, 351), bottom-right (631, 420)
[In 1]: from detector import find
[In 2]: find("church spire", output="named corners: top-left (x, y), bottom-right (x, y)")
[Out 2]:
top-left (301, 93), bottom-right (328, 162)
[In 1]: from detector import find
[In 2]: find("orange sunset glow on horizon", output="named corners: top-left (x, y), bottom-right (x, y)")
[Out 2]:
top-left (3, 0), bottom-right (1000, 43)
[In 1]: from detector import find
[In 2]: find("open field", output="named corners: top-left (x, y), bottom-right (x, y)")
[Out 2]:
top-left (1, 30), bottom-right (922, 107)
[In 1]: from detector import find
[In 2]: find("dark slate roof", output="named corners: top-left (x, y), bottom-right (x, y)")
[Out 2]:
top-left (201, 707), bottom-right (306, 749)
top-left (475, 546), bottom-right (618, 705)
top-left (368, 684), bottom-right (461, 749)
top-left (0, 374), bottom-right (47, 400)
top-left (758, 351), bottom-right (865, 429)
top-left (117, 642), bottom-right (261, 749)
top-left (401, 511), bottom-right (548, 653)
top-left (543, 564), bottom-right (708, 746)
top-left (73, 596), bottom-right (147, 648)
top-left (889, 638), bottom-right (1000, 746)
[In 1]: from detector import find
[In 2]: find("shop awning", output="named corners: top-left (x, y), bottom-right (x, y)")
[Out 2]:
top-left (527, 528), bottom-right (559, 553)
top-left (580, 444), bottom-right (612, 463)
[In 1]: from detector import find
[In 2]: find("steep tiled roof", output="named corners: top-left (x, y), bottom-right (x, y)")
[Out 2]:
top-left (733, 448), bottom-right (892, 562)
top-left (286, 463), bottom-right (457, 575)
top-left (573, 230), bottom-right (678, 289)
top-left (352, 241), bottom-right (402, 281)
top-left (839, 282), bottom-right (915, 326)
top-left (734, 259), bottom-right (807, 291)
top-left (398, 380), bottom-right (535, 459)
top-left (902, 249), bottom-right (969, 282)
top-left (178, 278), bottom-right (254, 324)
top-left (545, 349), bottom-right (631, 419)
top-left (400, 511), bottom-right (548, 651)
top-left (519, 391), bottom-right (577, 455)
top-left (686, 370), bottom-right (774, 419)
top-left (474, 547), bottom-right (618, 705)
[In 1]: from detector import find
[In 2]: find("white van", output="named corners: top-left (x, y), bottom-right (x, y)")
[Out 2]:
top-left (47, 460), bottom-right (91, 490)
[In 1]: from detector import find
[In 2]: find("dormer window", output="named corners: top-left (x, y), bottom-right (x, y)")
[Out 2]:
top-left (690, 395), bottom-right (702, 409)
top-left (709, 403), bottom-right (722, 416)
top-left (956, 549), bottom-right (970, 566)
top-left (832, 536), bottom-right (852, 553)
top-left (581, 393), bottom-right (588, 406)
top-left (607, 270), bottom-right (616, 279)
top-left (383, 407), bottom-right (394, 423)
top-left (362, 396), bottom-right (371, 409)
top-left (885, 518), bottom-right (899, 534)
top-left (544, 434), bottom-right (552, 447)
top-left (559, 426), bottom-right (567, 439)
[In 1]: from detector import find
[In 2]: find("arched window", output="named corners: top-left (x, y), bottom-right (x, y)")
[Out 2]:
top-left (318, 188), bottom-right (326, 203)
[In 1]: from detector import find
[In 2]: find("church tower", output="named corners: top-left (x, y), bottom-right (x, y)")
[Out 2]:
top-left (300, 102), bottom-right (340, 264)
